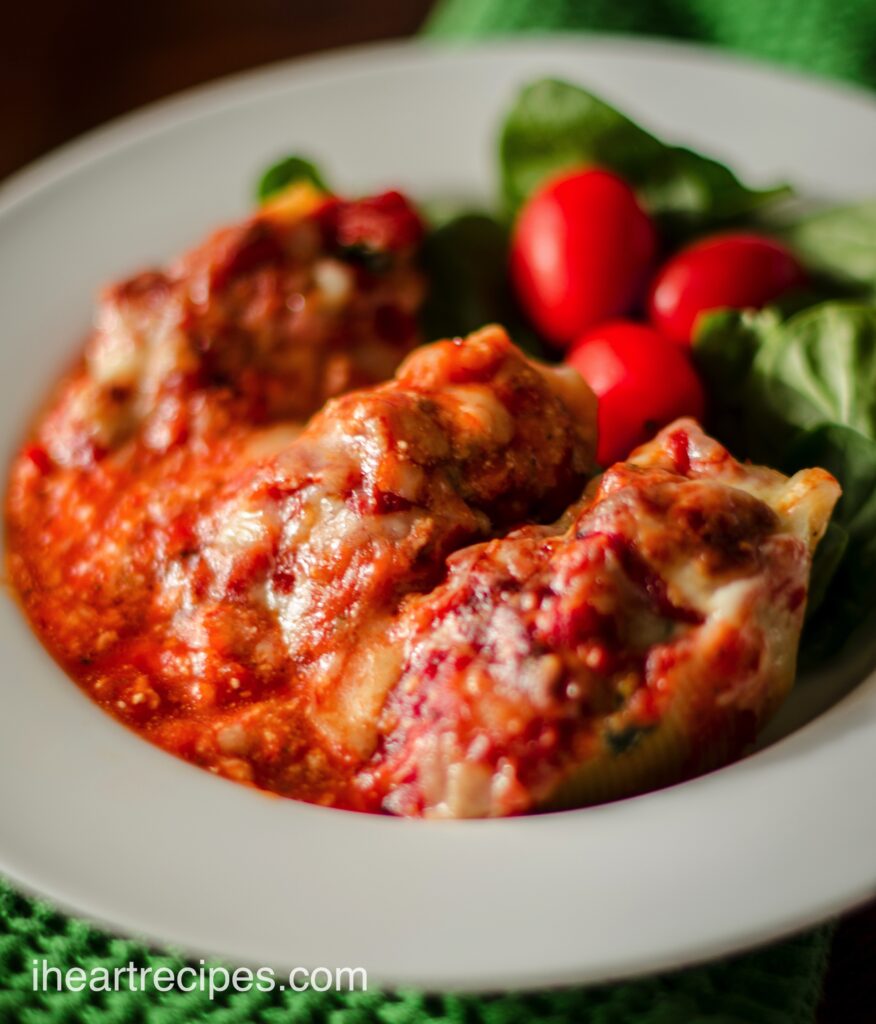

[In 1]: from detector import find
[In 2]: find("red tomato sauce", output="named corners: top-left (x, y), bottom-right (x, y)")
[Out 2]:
top-left (5, 187), bottom-right (427, 808)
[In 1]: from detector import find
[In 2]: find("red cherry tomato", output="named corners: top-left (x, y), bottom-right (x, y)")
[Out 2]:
top-left (510, 168), bottom-right (657, 346)
top-left (566, 321), bottom-right (705, 466)
top-left (648, 232), bottom-right (806, 346)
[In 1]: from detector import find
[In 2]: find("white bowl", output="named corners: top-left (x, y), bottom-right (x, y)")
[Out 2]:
top-left (1, 37), bottom-right (875, 992)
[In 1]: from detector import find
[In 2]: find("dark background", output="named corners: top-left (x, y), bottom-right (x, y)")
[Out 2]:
top-left (1, 1), bottom-right (873, 1017)
top-left (1, 0), bottom-right (434, 181)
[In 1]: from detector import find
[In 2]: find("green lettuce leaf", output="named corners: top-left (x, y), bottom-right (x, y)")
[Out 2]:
top-left (776, 200), bottom-right (876, 298)
top-left (695, 301), bottom-right (876, 654)
top-left (748, 303), bottom-right (876, 460)
top-left (256, 155), bottom-right (329, 202)
top-left (420, 212), bottom-right (546, 357)
top-left (499, 79), bottom-right (790, 236)
top-left (787, 424), bottom-right (876, 655)
top-left (693, 307), bottom-right (782, 454)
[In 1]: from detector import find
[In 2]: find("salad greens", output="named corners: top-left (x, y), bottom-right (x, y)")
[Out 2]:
top-left (420, 213), bottom-right (512, 342)
top-left (499, 78), bottom-right (790, 237)
top-left (695, 304), bottom-right (876, 651)
top-left (788, 424), bottom-right (876, 654)
top-left (256, 154), bottom-right (329, 202)
top-left (750, 303), bottom-right (876, 453)
top-left (257, 78), bottom-right (876, 657)
top-left (420, 213), bottom-right (545, 358)
top-left (493, 81), bottom-right (876, 655)
top-left (426, 77), bottom-right (795, 346)
top-left (690, 307), bottom-right (782, 453)
top-left (698, 304), bottom-right (876, 460)
top-left (775, 200), bottom-right (876, 299)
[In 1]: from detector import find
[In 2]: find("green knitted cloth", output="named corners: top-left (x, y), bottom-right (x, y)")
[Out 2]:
top-left (0, 878), bottom-right (833, 1023)
top-left (3, 1), bottom-right (872, 1021)
top-left (426, 0), bottom-right (876, 91)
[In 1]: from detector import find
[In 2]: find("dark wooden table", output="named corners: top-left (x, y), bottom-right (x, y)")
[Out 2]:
top-left (1, 1), bottom-right (873, 1018)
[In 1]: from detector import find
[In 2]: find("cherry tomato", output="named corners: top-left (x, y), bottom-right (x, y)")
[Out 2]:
top-left (566, 320), bottom-right (705, 466)
top-left (510, 168), bottom-right (657, 346)
top-left (648, 232), bottom-right (806, 346)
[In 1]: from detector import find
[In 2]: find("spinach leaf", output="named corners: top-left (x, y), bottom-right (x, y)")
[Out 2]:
top-left (693, 307), bottom-right (782, 454)
top-left (749, 303), bottom-right (876, 460)
top-left (789, 422), bottom-right (876, 527)
top-left (499, 79), bottom-right (790, 236)
top-left (696, 302), bottom-right (876, 654)
top-left (420, 212), bottom-right (547, 358)
top-left (787, 424), bottom-right (876, 655)
top-left (776, 200), bottom-right (876, 298)
top-left (257, 155), bottom-right (329, 202)
top-left (804, 519), bottom-right (848, 624)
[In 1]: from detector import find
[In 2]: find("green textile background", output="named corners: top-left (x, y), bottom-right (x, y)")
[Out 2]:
top-left (426, 0), bottom-right (876, 91)
top-left (0, 878), bottom-right (834, 1023)
top-left (2, 0), bottom-right (873, 1020)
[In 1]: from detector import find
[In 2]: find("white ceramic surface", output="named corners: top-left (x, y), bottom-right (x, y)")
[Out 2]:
top-left (1, 38), bottom-right (875, 992)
